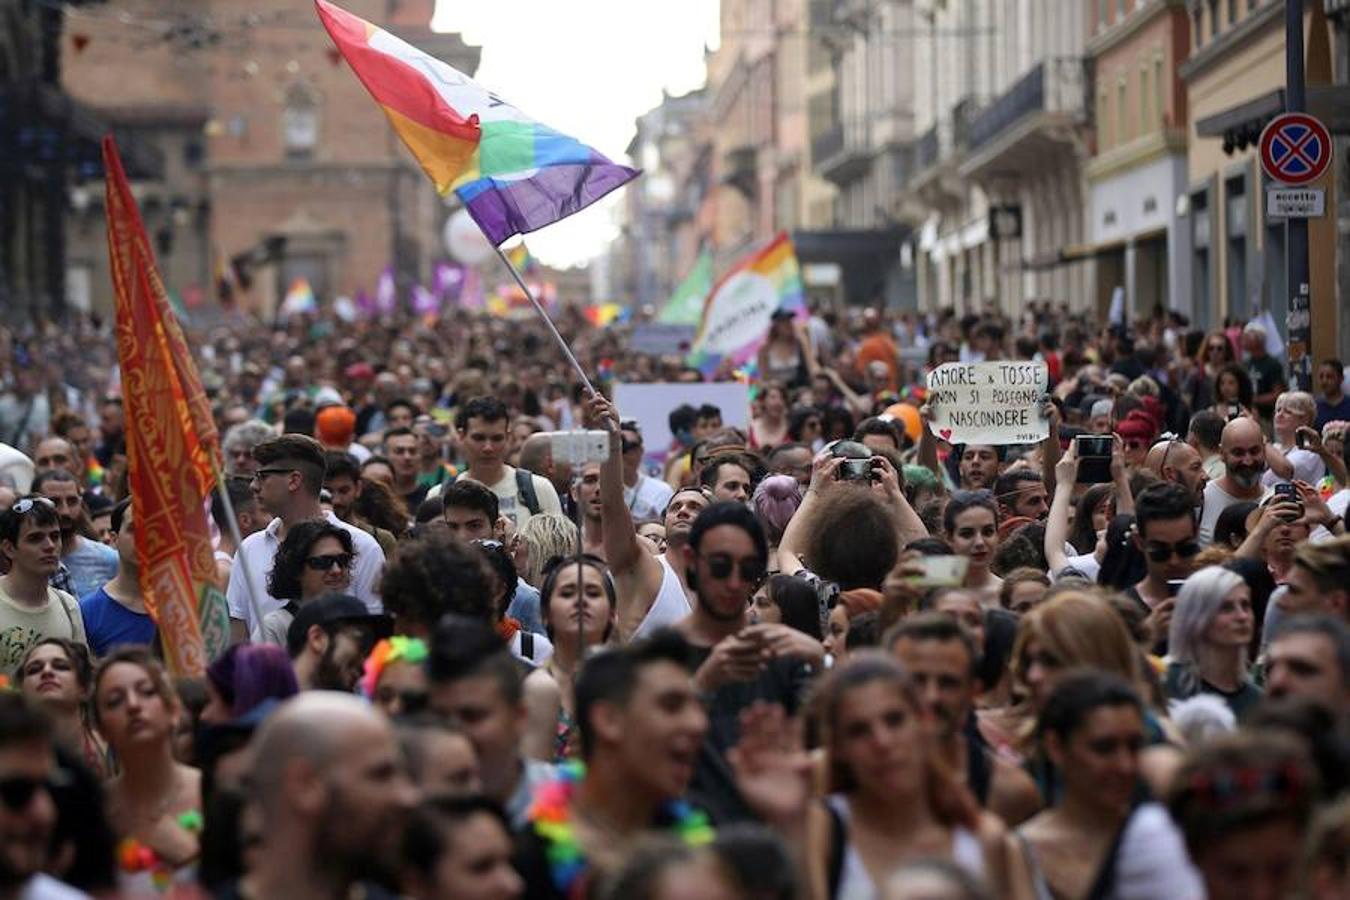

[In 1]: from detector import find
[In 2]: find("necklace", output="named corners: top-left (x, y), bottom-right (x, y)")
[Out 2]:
top-left (529, 760), bottom-right (713, 898)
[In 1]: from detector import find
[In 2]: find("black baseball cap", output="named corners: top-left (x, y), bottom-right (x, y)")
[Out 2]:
top-left (285, 592), bottom-right (391, 656)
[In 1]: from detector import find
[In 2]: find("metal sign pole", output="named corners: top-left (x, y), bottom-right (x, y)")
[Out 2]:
top-left (1285, 0), bottom-right (1312, 391)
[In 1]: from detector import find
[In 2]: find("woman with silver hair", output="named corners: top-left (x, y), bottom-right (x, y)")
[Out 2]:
top-left (221, 418), bottom-right (275, 477)
top-left (1164, 565), bottom-right (1263, 718)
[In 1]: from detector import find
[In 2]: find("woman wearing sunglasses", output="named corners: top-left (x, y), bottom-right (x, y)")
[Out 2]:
top-left (255, 519), bottom-right (355, 645)
top-left (522, 554), bottom-right (617, 762)
top-left (1182, 330), bottom-right (1234, 416)
top-left (94, 647), bottom-right (202, 890)
top-left (16, 637), bottom-right (109, 779)
top-left (1164, 566), bottom-right (1262, 719)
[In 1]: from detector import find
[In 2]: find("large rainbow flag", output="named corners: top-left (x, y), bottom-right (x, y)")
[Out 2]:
top-left (316, 0), bottom-right (639, 245)
top-left (104, 137), bottom-right (230, 676)
top-left (690, 232), bottom-right (806, 375)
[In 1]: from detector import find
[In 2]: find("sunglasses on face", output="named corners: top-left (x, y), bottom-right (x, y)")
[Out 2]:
top-left (305, 553), bottom-right (353, 571)
top-left (698, 553), bottom-right (766, 585)
top-left (11, 497), bottom-right (56, 515)
top-left (252, 467), bottom-right (296, 482)
top-left (0, 771), bottom-right (66, 810)
top-left (1144, 539), bottom-right (1200, 563)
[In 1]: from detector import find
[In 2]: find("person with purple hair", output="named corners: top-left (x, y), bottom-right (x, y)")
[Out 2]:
top-left (200, 643), bottom-right (299, 726)
top-left (751, 473), bottom-right (802, 574)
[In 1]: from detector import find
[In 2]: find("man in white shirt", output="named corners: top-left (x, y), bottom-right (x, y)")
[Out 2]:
top-left (1199, 417), bottom-right (1272, 545)
top-left (227, 434), bottom-right (385, 641)
top-left (453, 396), bottom-right (561, 531)
top-left (619, 419), bottom-right (673, 520)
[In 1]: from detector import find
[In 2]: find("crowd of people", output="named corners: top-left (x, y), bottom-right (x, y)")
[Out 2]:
top-left (1, 299), bottom-right (1349, 900)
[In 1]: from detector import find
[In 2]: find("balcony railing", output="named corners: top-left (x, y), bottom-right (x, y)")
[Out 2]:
top-left (967, 58), bottom-right (1087, 152)
top-left (916, 124), bottom-right (939, 170)
top-left (812, 123), bottom-right (844, 167)
top-left (813, 118), bottom-right (873, 183)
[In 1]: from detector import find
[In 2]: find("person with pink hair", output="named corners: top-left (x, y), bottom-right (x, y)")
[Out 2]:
top-left (751, 473), bottom-right (802, 574)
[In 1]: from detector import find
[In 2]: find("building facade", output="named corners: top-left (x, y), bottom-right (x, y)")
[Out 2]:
top-left (61, 0), bottom-right (478, 317)
top-left (1085, 0), bottom-right (1191, 322)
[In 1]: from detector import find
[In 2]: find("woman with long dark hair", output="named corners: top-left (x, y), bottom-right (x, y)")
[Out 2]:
top-left (804, 653), bottom-right (1026, 898)
top-left (1017, 671), bottom-right (1202, 900)
top-left (17, 637), bottom-right (109, 778)
top-left (522, 555), bottom-right (617, 761)
top-left (95, 647), bottom-right (203, 889)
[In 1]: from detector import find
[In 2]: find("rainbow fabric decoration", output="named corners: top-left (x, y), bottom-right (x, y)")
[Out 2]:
top-left (316, 0), bottom-right (639, 245)
top-left (361, 636), bottom-right (428, 699)
top-left (529, 760), bottom-right (714, 897)
top-left (690, 231), bottom-right (805, 375)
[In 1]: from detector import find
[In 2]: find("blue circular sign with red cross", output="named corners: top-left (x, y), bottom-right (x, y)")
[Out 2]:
top-left (1260, 113), bottom-right (1332, 186)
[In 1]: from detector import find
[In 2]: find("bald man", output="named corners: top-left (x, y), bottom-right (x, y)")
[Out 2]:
top-left (228, 693), bottom-right (418, 900)
top-left (1198, 417), bottom-right (1272, 545)
top-left (1144, 438), bottom-right (1208, 508)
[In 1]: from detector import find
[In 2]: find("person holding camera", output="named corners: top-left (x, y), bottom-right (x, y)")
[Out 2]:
top-left (1265, 391), bottom-right (1328, 489)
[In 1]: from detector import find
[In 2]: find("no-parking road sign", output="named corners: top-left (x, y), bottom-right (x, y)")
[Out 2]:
top-left (1260, 113), bottom-right (1332, 186)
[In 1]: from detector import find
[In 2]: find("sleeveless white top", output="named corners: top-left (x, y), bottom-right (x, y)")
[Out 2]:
top-left (632, 556), bottom-right (692, 639)
top-left (826, 794), bottom-right (985, 900)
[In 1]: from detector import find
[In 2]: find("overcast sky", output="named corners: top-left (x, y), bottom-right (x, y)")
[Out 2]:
top-left (432, 1), bottom-right (720, 274)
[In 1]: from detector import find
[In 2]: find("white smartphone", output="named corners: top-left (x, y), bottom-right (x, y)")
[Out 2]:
top-left (541, 431), bottom-right (612, 465)
top-left (906, 555), bottom-right (970, 588)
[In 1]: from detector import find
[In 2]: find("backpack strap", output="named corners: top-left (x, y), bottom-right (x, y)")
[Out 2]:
top-left (515, 468), bottom-right (541, 515)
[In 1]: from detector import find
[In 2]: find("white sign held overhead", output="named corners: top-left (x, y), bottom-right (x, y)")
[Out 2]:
top-left (1266, 188), bottom-right (1325, 218)
top-left (925, 362), bottom-right (1050, 446)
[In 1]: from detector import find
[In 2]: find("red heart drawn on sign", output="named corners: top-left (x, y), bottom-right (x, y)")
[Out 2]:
top-left (939, 428), bottom-right (952, 441)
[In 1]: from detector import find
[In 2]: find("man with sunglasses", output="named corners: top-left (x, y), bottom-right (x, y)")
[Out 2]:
top-left (0, 498), bottom-right (85, 676)
top-left (674, 502), bottom-right (821, 824)
top-left (1127, 482), bottom-right (1202, 652)
top-left (0, 695), bottom-right (84, 898)
top-left (619, 419), bottom-right (672, 520)
top-left (226, 435), bottom-right (386, 642)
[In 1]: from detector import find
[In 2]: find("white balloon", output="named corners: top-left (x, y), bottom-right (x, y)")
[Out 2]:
top-left (444, 209), bottom-right (494, 266)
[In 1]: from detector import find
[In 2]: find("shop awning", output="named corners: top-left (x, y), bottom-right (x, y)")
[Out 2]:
top-left (1196, 86), bottom-right (1350, 139)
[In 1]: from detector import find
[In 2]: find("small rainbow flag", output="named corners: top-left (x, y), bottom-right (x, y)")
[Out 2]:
top-left (690, 232), bottom-right (805, 375)
top-left (280, 277), bottom-right (317, 318)
top-left (316, 0), bottom-right (639, 245)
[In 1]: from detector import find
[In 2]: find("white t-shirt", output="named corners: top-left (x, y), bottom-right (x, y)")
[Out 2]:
top-left (487, 465), bottom-right (563, 531)
top-left (1262, 446), bottom-right (1326, 488)
top-left (1199, 480), bottom-right (1271, 546)
top-left (624, 472), bottom-right (674, 521)
top-left (226, 510), bottom-right (386, 633)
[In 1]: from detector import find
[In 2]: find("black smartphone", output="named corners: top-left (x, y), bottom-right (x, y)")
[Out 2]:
top-left (1296, 429), bottom-right (1307, 449)
top-left (1227, 403), bottom-right (1241, 421)
top-left (1075, 434), bottom-right (1113, 484)
top-left (1166, 579), bottom-right (1186, 597)
top-left (1272, 482), bottom-right (1303, 521)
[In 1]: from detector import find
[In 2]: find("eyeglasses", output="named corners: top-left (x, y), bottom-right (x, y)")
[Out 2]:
top-left (1144, 539), bottom-right (1201, 563)
top-left (697, 552), bottom-right (766, 586)
top-left (251, 467), bottom-right (296, 482)
top-left (304, 553), bottom-right (353, 571)
top-left (11, 497), bottom-right (56, 515)
top-left (621, 438), bottom-right (643, 453)
top-left (0, 772), bottom-right (67, 810)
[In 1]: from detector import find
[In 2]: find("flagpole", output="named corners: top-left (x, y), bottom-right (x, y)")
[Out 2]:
top-left (490, 242), bottom-right (596, 397)
top-left (209, 458), bottom-right (266, 636)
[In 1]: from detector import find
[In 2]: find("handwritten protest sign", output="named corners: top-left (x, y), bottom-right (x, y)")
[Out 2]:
top-left (925, 361), bottom-right (1049, 446)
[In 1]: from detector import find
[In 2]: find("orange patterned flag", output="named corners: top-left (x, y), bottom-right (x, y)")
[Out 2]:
top-left (103, 137), bottom-right (229, 676)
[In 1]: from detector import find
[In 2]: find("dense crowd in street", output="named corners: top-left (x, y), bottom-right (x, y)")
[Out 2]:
top-left (2, 299), bottom-right (1350, 900)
